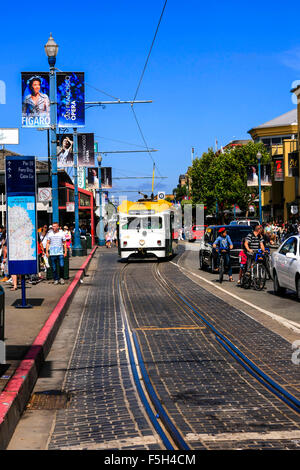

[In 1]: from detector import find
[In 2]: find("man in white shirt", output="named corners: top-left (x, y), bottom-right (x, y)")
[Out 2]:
top-left (46, 222), bottom-right (67, 285)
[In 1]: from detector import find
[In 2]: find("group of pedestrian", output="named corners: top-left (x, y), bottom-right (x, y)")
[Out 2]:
top-left (0, 223), bottom-right (74, 290)
top-left (38, 223), bottom-right (71, 285)
top-left (105, 226), bottom-right (118, 248)
top-left (261, 220), bottom-right (300, 245)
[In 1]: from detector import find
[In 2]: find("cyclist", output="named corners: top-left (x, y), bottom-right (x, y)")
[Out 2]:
top-left (213, 227), bottom-right (234, 282)
top-left (244, 224), bottom-right (265, 272)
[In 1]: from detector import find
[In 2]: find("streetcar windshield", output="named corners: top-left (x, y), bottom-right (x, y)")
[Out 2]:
top-left (121, 217), bottom-right (163, 230)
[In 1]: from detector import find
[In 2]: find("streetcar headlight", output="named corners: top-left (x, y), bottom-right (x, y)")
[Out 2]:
top-left (123, 241), bottom-right (127, 247)
top-left (139, 239), bottom-right (145, 246)
top-left (157, 240), bottom-right (161, 245)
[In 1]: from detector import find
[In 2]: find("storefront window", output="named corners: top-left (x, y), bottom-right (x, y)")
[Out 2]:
top-left (80, 193), bottom-right (90, 207)
top-left (59, 188), bottom-right (67, 206)
top-left (68, 189), bottom-right (74, 202)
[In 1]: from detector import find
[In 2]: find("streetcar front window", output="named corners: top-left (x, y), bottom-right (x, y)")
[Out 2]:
top-left (121, 216), bottom-right (163, 230)
top-left (122, 217), bottom-right (141, 230)
top-left (142, 217), bottom-right (163, 229)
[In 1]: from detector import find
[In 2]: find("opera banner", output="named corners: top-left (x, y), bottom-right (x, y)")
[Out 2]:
top-left (87, 167), bottom-right (99, 189)
top-left (21, 73), bottom-right (50, 128)
top-left (78, 133), bottom-right (95, 167)
top-left (274, 157), bottom-right (284, 181)
top-left (101, 167), bottom-right (112, 189)
top-left (57, 134), bottom-right (74, 168)
top-left (56, 72), bottom-right (85, 128)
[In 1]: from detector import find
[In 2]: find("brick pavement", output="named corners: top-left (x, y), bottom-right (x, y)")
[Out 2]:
top-left (48, 252), bottom-right (162, 450)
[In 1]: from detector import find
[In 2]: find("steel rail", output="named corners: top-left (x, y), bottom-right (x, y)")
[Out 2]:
top-left (118, 263), bottom-right (190, 450)
top-left (155, 264), bottom-right (300, 415)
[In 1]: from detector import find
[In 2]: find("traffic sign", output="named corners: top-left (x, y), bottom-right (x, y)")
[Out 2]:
top-left (38, 187), bottom-right (52, 202)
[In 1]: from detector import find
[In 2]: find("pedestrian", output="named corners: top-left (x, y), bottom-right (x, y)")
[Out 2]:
top-left (237, 238), bottom-right (247, 286)
top-left (10, 274), bottom-right (18, 291)
top-left (46, 222), bottom-right (67, 285)
top-left (63, 225), bottom-right (72, 255)
top-left (105, 230), bottom-right (112, 248)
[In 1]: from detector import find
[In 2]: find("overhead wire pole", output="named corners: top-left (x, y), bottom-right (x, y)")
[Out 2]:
top-left (82, 99), bottom-right (153, 246)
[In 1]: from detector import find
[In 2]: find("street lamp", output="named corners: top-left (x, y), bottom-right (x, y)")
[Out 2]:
top-left (97, 154), bottom-right (105, 246)
top-left (44, 33), bottom-right (59, 66)
top-left (257, 151), bottom-right (262, 223)
top-left (44, 33), bottom-right (59, 224)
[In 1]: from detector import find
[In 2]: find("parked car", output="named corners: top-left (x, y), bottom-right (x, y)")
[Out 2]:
top-left (188, 224), bottom-right (207, 242)
top-left (271, 235), bottom-right (300, 300)
top-left (199, 225), bottom-right (252, 271)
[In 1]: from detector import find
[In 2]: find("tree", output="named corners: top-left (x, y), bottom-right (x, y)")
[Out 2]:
top-left (173, 184), bottom-right (188, 202)
top-left (188, 142), bottom-right (270, 217)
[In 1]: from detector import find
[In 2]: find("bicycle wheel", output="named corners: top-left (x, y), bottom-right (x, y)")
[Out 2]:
top-left (254, 263), bottom-right (266, 290)
top-left (219, 257), bottom-right (224, 283)
top-left (242, 271), bottom-right (251, 289)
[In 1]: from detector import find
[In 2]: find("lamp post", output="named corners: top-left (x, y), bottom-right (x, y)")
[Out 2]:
top-left (97, 154), bottom-right (105, 246)
top-left (257, 151), bottom-right (262, 223)
top-left (44, 33), bottom-right (59, 224)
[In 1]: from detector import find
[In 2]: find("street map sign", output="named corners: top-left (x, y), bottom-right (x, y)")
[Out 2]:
top-left (5, 156), bottom-right (38, 275)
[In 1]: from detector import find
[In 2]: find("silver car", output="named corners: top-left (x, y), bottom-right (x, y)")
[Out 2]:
top-left (271, 235), bottom-right (300, 300)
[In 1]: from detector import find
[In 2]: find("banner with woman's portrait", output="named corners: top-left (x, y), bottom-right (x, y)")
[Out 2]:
top-left (21, 73), bottom-right (50, 128)
top-left (247, 165), bottom-right (259, 186)
top-left (57, 134), bottom-right (74, 168)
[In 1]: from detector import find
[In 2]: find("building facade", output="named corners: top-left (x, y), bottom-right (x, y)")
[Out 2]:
top-left (248, 109), bottom-right (300, 222)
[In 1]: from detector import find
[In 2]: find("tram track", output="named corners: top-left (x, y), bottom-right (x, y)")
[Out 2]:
top-left (153, 262), bottom-right (300, 416)
top-left (118, 255), bottom-right (300, 450)
top-left (117, 261), bottom-right (191, 450)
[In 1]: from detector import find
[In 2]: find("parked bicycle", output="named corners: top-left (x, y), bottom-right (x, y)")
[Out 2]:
top-left (241, 249), bottom-right (267, 290)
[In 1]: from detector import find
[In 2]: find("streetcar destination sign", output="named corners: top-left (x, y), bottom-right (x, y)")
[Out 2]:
top-left (128, 210), bottom-right (155, 215)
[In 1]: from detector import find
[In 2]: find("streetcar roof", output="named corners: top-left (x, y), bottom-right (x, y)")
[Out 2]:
top-left (117, 199), bottom-right (172, 214)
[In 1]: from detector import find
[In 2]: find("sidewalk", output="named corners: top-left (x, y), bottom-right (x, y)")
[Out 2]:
top-left (0, 246), bottom-right (98, 450)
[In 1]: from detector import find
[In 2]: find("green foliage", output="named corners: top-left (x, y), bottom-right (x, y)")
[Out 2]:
top-left (173, 184), bottom-right (188, 201)
top-left (188, 142), bottom-right (270, 214)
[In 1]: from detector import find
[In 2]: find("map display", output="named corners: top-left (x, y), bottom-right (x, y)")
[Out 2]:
top-left (7, 195), bottom-right (37, 273)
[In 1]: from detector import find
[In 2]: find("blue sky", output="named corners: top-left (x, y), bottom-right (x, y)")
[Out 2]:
top-left (1, 0), bottom-right (300, 200)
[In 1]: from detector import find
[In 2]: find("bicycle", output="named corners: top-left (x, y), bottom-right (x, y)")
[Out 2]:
top-left (218, 248), bottom-right (230, 284)
top-left (242, 250), bottom-right (267, 291)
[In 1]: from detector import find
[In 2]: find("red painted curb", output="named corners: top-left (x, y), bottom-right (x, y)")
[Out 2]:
top-left (0, 245), bottom-right (97, 447)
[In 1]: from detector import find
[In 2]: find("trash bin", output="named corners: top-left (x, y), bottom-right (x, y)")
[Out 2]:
top-left (86, 234), bottom-right (92, 249)
top-left (46, 253), bottom-right (70, 280)
top-left (80, 237), bottom-right (87, 256)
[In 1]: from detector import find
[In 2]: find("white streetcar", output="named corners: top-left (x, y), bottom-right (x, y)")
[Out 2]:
top-left (117, 198), bottom-right (179, 260)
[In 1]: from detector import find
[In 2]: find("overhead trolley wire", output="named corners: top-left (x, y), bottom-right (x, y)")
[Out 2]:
top-left (132, 0), bottom-right (168, 103)
top-left (131, 0), bottom-right (168, 179)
